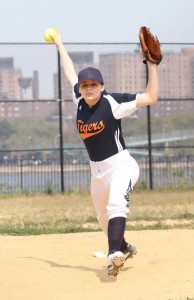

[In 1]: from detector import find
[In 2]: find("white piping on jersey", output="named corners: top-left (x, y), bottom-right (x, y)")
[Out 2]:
top-left (103, 94), bottom-right (138, 119)
top-left (114, 127), bottom-right (123, 152)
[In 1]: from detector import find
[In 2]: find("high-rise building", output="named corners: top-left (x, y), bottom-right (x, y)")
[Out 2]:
top-left (0, 57), bottom-right (22, 100)
top-left (53, 48), bottom-right (194, 118)
top-left (99, 50), bottom-right (146, 93)
top-left (152, 48), bottom-right (194, 116)
top-left (99, 48), bottom-right (194, 117)
top-left (0, 57), bottom-right (44, 120)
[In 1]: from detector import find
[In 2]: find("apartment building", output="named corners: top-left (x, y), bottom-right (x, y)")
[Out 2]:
top-left (0, 58), bottom-right (52, 120)
top-left (1, 47), bottom-right (194, 121)
top-left (53, 48), bottom-right (194, 119)
top-left (0, 58), bottom-right (22, 100)
top-left (99, 48), bottom-right (194, 117)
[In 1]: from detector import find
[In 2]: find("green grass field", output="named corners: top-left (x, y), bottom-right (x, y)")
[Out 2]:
top-left (0, 189), bottom-right (194, 235)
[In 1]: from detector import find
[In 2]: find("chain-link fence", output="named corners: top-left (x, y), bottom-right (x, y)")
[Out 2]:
top-left (0, 42), bottom-right (194, 193)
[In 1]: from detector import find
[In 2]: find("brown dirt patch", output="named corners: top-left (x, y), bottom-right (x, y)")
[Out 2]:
top-left (0, 230), bottom-right (194, 300)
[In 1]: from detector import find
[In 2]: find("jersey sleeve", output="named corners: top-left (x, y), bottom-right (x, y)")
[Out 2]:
top-left (104, 92), bottom-right (139, 119)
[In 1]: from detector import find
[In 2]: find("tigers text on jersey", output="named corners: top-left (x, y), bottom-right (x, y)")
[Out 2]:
top-left (73, 84), bottom-right (138, 162)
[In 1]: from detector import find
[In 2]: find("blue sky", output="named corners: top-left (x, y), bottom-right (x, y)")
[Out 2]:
top-left (0, 0), bottom-right (193, 43)
top-left (0, 0), bottom-right (193, 97)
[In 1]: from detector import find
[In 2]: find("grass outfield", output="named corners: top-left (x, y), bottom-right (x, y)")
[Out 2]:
top-left (0, 189), bottom-right (194, 235)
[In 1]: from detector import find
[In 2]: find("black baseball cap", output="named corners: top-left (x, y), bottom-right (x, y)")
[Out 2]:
top-left (78, 67), bottom-right (104, 85)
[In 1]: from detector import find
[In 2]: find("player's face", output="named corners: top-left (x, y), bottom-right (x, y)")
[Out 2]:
top-left (79, 80), bottom-right (104, 107)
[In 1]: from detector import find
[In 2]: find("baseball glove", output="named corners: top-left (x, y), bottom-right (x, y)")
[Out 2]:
top-left (139, 26), bottom-right (162, 65)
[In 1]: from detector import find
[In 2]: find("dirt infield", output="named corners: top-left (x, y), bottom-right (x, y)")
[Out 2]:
top-left (0, 230), bottom-right (194, 300)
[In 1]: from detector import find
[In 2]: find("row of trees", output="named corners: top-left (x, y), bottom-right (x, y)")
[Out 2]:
top-left (0, 111), bottom-right (194, 156)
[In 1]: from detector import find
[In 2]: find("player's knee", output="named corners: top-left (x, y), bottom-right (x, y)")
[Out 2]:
top-left (107, 206), bottom-right (129, 220)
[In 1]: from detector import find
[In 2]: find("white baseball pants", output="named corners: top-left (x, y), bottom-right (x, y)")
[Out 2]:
top-left (90, 149), bottom-right (139, 235)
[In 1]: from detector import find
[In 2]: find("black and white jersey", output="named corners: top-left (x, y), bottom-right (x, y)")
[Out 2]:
top-left (73, 83), bottom-right (138, 162)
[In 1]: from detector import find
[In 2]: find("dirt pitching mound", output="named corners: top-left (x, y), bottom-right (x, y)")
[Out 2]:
top-left (0, 230), bottom-right (193, 300)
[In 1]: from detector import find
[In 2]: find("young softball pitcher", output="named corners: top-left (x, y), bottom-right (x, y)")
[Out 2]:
top-left (49, 29), bottom-right (159, 276)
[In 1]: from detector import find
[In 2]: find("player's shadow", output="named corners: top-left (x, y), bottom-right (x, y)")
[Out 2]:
top-left (19, 256), bottom-right (132, 283)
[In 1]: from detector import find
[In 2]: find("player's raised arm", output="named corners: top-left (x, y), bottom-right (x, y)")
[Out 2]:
top-left (44, 28), bottom-right (78, 88)
top-left (136, 61), bottom-right (158, 107)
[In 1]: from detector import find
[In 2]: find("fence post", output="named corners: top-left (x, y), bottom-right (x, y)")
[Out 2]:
top-left (57, 51), bottom-right (64, 192)
top-left (146, 64), bottom-right (153, 190)
top-left (20, 159), bottom-right (23, 191)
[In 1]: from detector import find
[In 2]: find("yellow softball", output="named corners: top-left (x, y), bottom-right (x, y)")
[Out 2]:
top-left (44, 28), bottom-right (59, 43)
